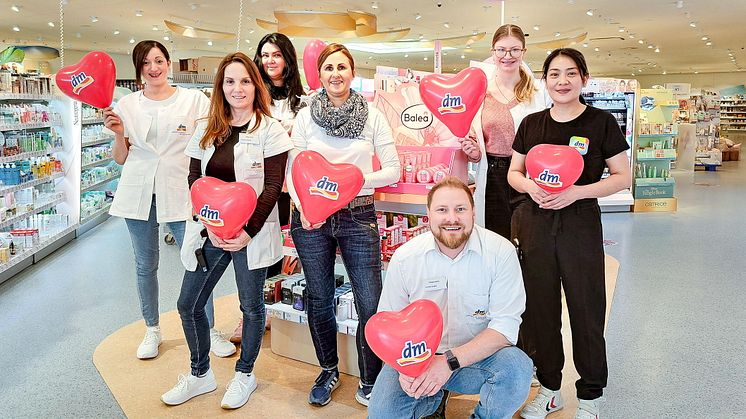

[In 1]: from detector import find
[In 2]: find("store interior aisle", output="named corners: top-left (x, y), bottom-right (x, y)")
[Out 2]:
top-left (1, 162), bottom-right (745, 418)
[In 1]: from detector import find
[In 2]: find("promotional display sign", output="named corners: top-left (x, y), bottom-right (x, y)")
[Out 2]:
top-left (190, 177), bottom-right (258, 239)
top-left (525, 144), bottom-right (584, 193)
top-left (291, 150), bottom-right (364, 224)
top-left (55, 51), bottom-right (116, 109)
top-left (365, 299), bottom-right (444, 378)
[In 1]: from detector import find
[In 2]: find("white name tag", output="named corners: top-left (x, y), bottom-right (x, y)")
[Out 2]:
top-left (239, 132), bottom-right (260, 145)
top-left (424, 276), bottom-right (447, 291)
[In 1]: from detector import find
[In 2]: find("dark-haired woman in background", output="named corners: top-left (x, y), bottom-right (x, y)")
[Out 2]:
top-left (508, 48), bottom-right (631, 419)
top-left (102, 40), bottom-right (234, 361)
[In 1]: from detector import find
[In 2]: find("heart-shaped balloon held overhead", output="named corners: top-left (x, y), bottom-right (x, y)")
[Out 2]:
top-left (302, 39), bottom-right (327, 91)
top-left (525, 144), bottom-right (585, 193)
top-left (291, 150), bottom-right (364, 225)
top-left (190, 177), bottom-right (258, 240)
top-left (419, 67), bottom-right (488, 138)
top-left (365, 299), bottom-right (444, 378)
top-left (55, 51), bottom-right (116, 109)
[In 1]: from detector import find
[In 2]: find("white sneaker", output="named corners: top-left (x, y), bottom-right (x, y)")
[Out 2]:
top-left (210, 328), bottom-right (237, 357)
top-left (136, 326), bottom-right (161, 359)
top-left (574, 398), bottom-right (601, 419)
top-left (531, 366), bottom-right (540, 387)
top-left (161, 369), bottom-right (218, 406)
top-left (221, 372), bottom-right (257, 409)
top-left (520, 386), bottom-right (564, 419)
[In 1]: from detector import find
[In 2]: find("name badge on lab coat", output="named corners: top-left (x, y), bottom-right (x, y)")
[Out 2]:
top-left (424, 276), bottom-right (447, 291)
top-left (239, 132), bottom-right (260, 145)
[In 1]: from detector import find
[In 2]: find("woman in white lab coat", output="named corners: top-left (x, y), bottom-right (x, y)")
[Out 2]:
top-left (102, 40), bottom-right (234, 361)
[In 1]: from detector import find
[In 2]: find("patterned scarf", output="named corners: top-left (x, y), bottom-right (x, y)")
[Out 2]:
top-left (309, 89), bottom-right (368, 139)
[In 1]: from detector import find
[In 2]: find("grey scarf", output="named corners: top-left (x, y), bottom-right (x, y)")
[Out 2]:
top-left (310, 89), bottom-right (368, 139)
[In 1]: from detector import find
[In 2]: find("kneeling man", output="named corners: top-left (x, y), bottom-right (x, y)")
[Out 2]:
top-left (369, 177), bottom-right (532, 419)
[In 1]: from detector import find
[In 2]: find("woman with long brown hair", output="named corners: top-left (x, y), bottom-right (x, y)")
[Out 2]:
top-left (161, 52), bottom-right (292, 410)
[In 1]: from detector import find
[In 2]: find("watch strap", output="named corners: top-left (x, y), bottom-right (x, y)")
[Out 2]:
top-left (444, 349), bottom-right (460, 371)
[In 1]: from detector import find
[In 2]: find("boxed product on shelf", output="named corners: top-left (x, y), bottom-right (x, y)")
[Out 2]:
top-left (375, 145), bottom-right (468, 195)
top-left (634, 178), bottom-right (675, 199)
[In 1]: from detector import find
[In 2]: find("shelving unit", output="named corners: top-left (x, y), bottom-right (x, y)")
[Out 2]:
top-left (720, 95), bottom-right (746, 132)
top-left (79, 104), bottom-right (117, 232)
top-left (0, 83), bottom-right (81, 283)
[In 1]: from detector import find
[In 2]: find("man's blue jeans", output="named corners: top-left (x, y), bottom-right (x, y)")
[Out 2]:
top-left (290, 204), bottom-right (383, 386)
top-left (124, 199), bottom-right (215, 328)
top-left (177, 240), bottom-right (268, 376)
top-left (368, 346), bottom-right (533, 419)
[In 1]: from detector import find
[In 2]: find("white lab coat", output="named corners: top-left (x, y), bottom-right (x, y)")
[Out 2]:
top-left (180, 116), bottom-right (294, 271)
top-left (107, 87), bottom-right (210, 222)
top-left (472, 75), bottom-right (553, 227)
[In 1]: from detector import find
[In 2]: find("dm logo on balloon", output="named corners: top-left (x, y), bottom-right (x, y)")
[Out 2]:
top-left (308, 176), bottom-right (340, 200)
top-left (534, 169), bottom-right (563, 189)
top-left (70, 71), bottom-right (95, 94)
top-left (437, 93), bottom-right (466, 115)
top-left (396, 340), bottom-right (432, 367)
top-left (197, 204), bottom-right (225, 227)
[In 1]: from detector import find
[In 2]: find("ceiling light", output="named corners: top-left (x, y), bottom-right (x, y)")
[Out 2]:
top-left (689, 22), bottom-right (697, 27)
top-left (676, 0), bottom-right (684, 8)
top-left (415, 13), bottom-right (422, 20)
top-left (368, 56), bottom-right (372, 59)
top-left (594, 47), bottom-right (600, 52)
top-left (694, 71), bottom-right (699, 74)
top-left (648, 45), bottom-right (653, 49)
top-left (533, 25), bottom-right (540, 31)
top-left (90, 16), bottom-right (98, 23)
top-left (135, 10), bottom-right (143, 17)
top-left (706, 42), bottom-right (712, 46)
top-left (663, 71), bottom-right (667, 74)
top-left (443, 22), bottom-right (450, 28)
top-left (424, 57), bottom-right (428, 61)
top-left (163, 36), bottom-right (170, 41)
top-left (12, 26), bottom-right (20, 32)
top-left (11, 5), bottom-right (19, 12)
top-left (655, 47), bottom-right (660, 52)
top-left (47, 22), bottom-right (55, 27)
top-left (461, 54), bottom-right (465, 59)
top-left (113, 29), bottom-right (120, 35)
top-left (404, 54), bottom-right (409, 58)
top-left (371, 1), bottom-right (378, 9)
top-left (586, 9), bottom-right (593, 16)
top-left (207, 40), bottom-right (213, 46)
top-left (472, 30), bottom-right (478, 35)
top-left (555, 32), bottom-right (561, 37)
top-left (547, 50), bottom-right (552, 55)
top-left (152, 25), bottom-right (159, 31)
top-left (582, 43), bottom-right (588, 48)
top-left (629, 34), bottom-right (635, 39)
top-left (701, 36), bottom-right (708, 41)
top-left (619, 27), bottom-right (625, 33)
top-left (249, 29), bottom-right (254, 34)
top-left (245, 39), bottom-right (251, 44)
top-left (639, 40), bottom-right (644, 44)
top-left (418, 34), bottom-right (424, 39)
top-left (129, 38), bottom-right (135, 43)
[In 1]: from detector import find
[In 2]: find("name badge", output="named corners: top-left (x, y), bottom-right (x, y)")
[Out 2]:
top-left (424, 276), bottom-right (447, 291)
top-left (569, 136), bottom-right (589, 155)
top-left (239, 132), bottom-right (260, 145)
top-left (172, 123), bottom-right (190, 135)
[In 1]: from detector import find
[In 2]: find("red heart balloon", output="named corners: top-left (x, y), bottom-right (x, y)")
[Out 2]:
top-left (419, 67), bottom-right (488, 137)
top-left (525, 144), bottom-right (585, 192)
top-left (190, 177), bottom-right (258, 239)
top-left (303, 39), bottom-right (327, 91)
top-left (365, 299), bottom-right (444, 378)
top-left (55, 51), bottom-right (116, 109)
top-left (291, 150), bottom-right (364, 225)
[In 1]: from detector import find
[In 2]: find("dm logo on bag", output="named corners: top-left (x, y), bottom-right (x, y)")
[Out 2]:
top-left (396, 340), bottom-right (433, 367)
top-left (534, 169), bottom-right (563, 189)
top-left (70, 72), bottom-right (95, 95)
top-left (437, 93), bottom-right (466, 115)
top-left (197, 204), bottom-right (225, 227)
top-left (308, 176), bottom-right (340, 200)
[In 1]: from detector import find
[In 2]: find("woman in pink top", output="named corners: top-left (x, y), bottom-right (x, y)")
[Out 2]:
top-left (461, 24), bottom-right (552, 239)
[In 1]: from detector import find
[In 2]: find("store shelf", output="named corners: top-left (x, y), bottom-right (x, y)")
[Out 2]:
top-left (268, 301), bottom-right (359, 333)
top-left (0, 147), bottom-right (63, 164)
top-left (373, 192), bottom-right (428, 216)
top-left (0, 93), bottom-right (58, 101)
top-left (0, 172), bottom-right (63, 195)
top-left (0, 120), bottom-right (61, 131)
top-left (81, 174), bottom-right (119, 193)
top-left (81, 157), bottom-right (113, 170)
top-left (0, 223), bottom-right (79, 275)
top-left (599, 189), bottom-right (634, 212)
top-left (82, 136), bottom-right (114, 147)
top-left (80, 203), bottom-right (112, 227)
top-left (0, 195), bottom-right (66, 230)
top-left (81, 117), bottom-right (105, 125)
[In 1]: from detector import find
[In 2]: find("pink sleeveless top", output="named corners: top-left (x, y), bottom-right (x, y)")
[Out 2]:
top-left (482, 93), bottom-right (517, 157)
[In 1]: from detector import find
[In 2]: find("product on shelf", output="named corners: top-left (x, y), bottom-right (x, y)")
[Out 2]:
top-left (0, 73), bottom-right (53, 95)
top-left (0, 102), bottom-right (61, 126)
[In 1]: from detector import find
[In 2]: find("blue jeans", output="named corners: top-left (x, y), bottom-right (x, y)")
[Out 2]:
top-left (124, 198), bottom-right (215, 328)
top-left (368, 346), bottom-right (533, 419)
top-left (177, 240), bottom-right (268, 376)
top-left (290, 204), bottom-right (383, 385)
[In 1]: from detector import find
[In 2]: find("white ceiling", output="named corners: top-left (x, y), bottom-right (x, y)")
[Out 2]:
top-left (1, 0), bottom-right (745, 77)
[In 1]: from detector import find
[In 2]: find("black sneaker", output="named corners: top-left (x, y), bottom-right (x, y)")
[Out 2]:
top-left (308, 368), bottom-right (340, 406)
top-left (355, 382), bottom-right (373, 407)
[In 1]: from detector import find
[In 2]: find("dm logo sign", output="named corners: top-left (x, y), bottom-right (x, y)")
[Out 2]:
top-left (401, 104), bottom-right (433, 130)
top-left (396, 340), bottom-right (433, 367)
top-left (308, 176), bottom-right (340, 200)
top-left (70, 72), bottom-right (95, 95)
top-left (534, 169), bottom-right (563, 189)
top-left (197, 204), bottom-right (225, 227)
top-left (437, 93), bottom-right (466, 115)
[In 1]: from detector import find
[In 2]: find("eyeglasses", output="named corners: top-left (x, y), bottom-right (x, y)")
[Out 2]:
top-left (491, 47), bottom-right (525, 58)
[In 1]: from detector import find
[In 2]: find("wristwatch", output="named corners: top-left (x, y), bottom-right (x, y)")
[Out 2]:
top-left (444, 350), bottom-right (460, 371)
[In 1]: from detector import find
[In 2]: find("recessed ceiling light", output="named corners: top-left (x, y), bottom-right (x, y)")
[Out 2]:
top-left (152, 25), bottom-right (159, 31)
top-left (245, 39), bottom-right (251, 44)
top-left (586, 9), bottom-right (593, 16)
top-left (533, 25), bottom-right (540, 31)
top-left (113, 29), bottom-right (120, 35)
top-left (12, 26), bottom-right (20, 32)
top-left (655, 47), bottom-right (660, 52)
top-left (554, 32), bottom-right (561, 37)
top-left (461, 54), bottom-right (465, 59)
top-left (639, 40), bottom-right (644, 44)
top-left (371, 1), bottom-right (378, 9)
top-left (663, 71), bottom-right (667, 75)
top-left (424, 57), bottom-right (428, 61)
top-left (90, 16), bottom-right (98, 23)
top-left (418, 34), bottom-right (424, 39)
top-left (472, 30), bottom-right (478, 36)
top-left (163, 36), bottom-right (170, 41)
top-left (547, 50), bottom-right (552, 55)
top-left (129, 38), bottom-right (135, 44)
top-left (594, 47), bottom-right (600, 52)
top-left (249, 29), bottom-right (254, 34)
top-left (11, 5), bottom-right (19, 12)
top-left (689, 22), bottom-right (697, 27)
top-left (619, 27), bottom-right (625, 33)
top-left (648, 45), bottom-right (653, 49)
top-left (701, 36), bottom-right (708, 41)
top-left (706, 42), bottom-right (712, 46)
top-left (443, 22), bottom-right (450, 28)
top-left (135, 10), bottom-right (143, 17)
top-left (694, 71), bottom-right (699, 74)
top-left (404, 54), bottom-right (409, 58)
top-left (415, 13), bottom-right (422, 20)
top-left (47, 22), bottom-right (55, 27)
top-left (207, 40), bottom-right (213, 46)
top-left (582, 43), bottom-right (588, 48)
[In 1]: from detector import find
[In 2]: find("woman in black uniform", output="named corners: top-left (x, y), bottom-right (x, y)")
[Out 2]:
top-left (508, 48), bottom-right (631, 419)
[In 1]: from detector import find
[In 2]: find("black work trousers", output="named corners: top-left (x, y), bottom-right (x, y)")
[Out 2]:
top-left (512, 200), bottom-right (607, 400)
top-left (484, 154), bottom-right (521, 240)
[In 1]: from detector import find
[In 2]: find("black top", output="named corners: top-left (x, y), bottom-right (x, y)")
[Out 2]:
top-left (513, 106), bottom-right (630, 204)
top-left (188, 122), bottom-right (288, 238)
